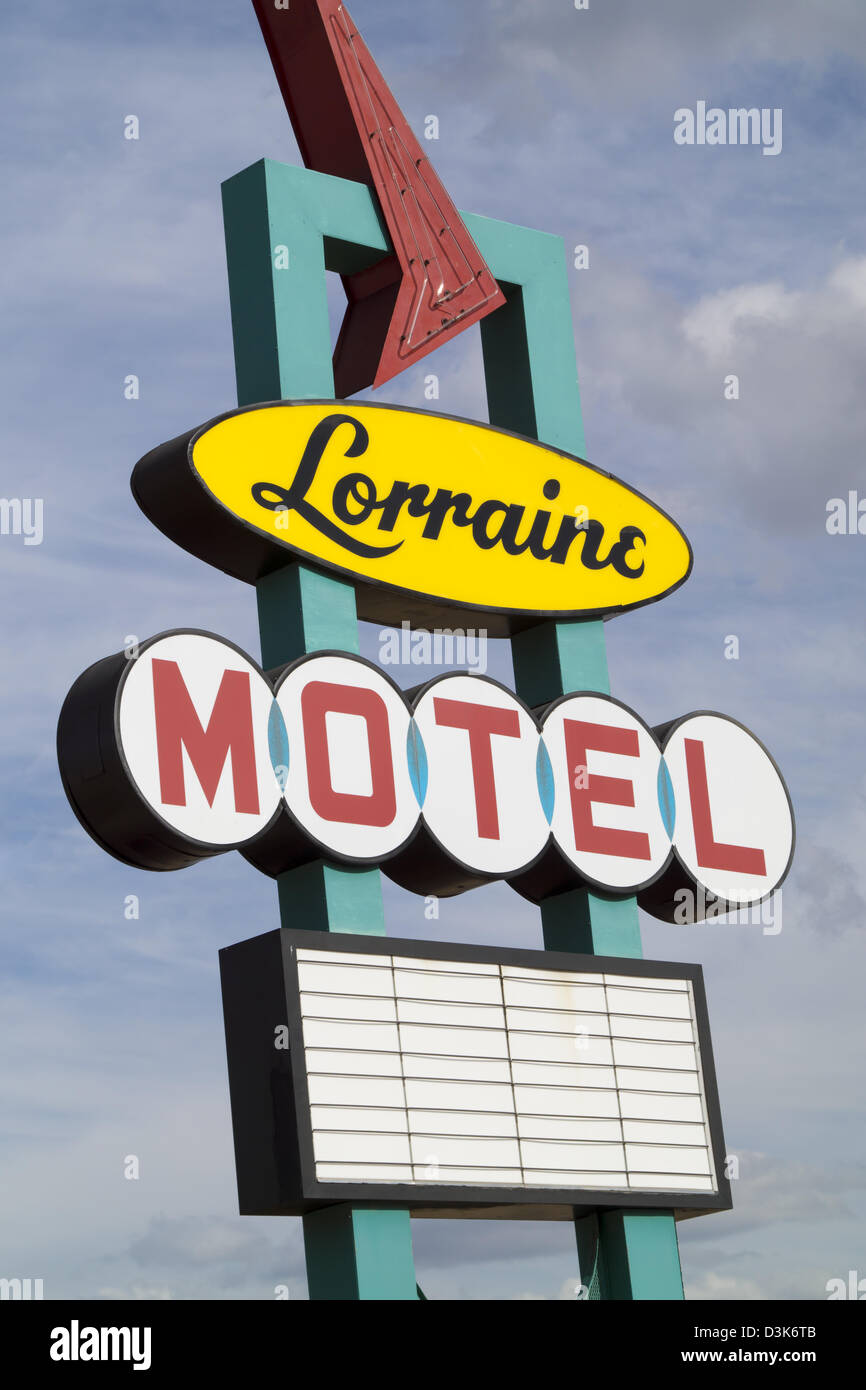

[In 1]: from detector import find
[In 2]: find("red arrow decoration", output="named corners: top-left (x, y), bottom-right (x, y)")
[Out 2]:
top-left (251, 0), bottom-right (506, 395)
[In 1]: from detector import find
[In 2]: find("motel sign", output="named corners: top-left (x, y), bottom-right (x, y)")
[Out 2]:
top-left (57, 0), bottom-right (794, 1299)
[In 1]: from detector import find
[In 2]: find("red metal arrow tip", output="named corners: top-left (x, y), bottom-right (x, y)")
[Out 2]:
top-left (251, 0), bottom-right (505, 394)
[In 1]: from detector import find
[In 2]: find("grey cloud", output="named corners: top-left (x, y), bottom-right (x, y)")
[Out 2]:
top-left (129, 1215), bottom-right (304, 1280)
top-left (571, 253), bottom-right (866, 533)
top-left (681, 1152), bottom-right (866, 1245)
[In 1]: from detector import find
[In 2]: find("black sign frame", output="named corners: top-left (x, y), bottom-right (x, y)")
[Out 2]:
top-left (219, 928), bottom-right (733, 1221)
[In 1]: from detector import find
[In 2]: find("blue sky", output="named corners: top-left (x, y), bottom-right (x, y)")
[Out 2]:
top-left (1, 0), bottom-right (865, 1300)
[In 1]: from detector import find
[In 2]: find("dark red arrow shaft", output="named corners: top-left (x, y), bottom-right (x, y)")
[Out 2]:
top-left (251, 0), bottom-right (505, 394)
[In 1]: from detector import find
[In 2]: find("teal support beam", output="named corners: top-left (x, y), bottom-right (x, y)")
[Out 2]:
top-left (222, 157), bottom-right (683, 1300)
top-left (473, 215), bottom-right (646, 957)
top-left (469, 212), bottom-right (587, 457)
top-left (304, 1207), bottom-right (418, 1301)
top-left (576, 1212), bottom-right (685, 1301)
top-left (222, 159), bottom-right (416, 1301)
top-left (542, 889), bottom-right (643, 960)
top-left (472, 208), bottom-right (682, 1295)
top-left (256, 565), bottom-right (360, 670)
top-left (511, 617), bottom-right (610, 707)
top-left (222, 160), bottom-right (388, 405)
top-left (277, 862), bottom-right (386, 937)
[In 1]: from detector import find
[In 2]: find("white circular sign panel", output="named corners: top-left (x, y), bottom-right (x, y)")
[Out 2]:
top-left (412, 674), bottom-right (549, 877)
top-left (275, 655), bottom-right (418, 862)
top-left (118, 632), bottom-right (280, 847)
top-left (542, 694), bottom-right (672, 892)
top-left (662, 713), bottom-right (794, 906)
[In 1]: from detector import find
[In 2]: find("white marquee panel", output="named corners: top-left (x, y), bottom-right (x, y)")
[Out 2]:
top-left (296, 949), bottom-right (718, 1197)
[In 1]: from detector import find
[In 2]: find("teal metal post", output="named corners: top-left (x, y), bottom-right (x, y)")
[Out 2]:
top-left (471, 216), bottom-right (685, 1299)
top-left (222, 160), bottom-right (417, 1300)
top-left (303, 1207), bottom-right (419, 1302)
top-left (576, 1210), bottom-right (684, 1300)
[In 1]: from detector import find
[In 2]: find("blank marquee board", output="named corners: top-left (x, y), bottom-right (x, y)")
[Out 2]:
top-left (220, 929), bottom-right (732, 1220)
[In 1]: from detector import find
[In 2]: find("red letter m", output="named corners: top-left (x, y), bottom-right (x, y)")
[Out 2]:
top-left (152, 659), bottom-right (260, 814)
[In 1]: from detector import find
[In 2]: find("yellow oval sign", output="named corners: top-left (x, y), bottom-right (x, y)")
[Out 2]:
top-left (132, 401), bottom-right (692, 633)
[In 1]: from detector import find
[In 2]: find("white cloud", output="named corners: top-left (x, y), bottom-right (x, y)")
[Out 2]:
top-left (687, 1270), bottom-right (768, 1300)
top-left (682, 282), bottom-right (800, 358)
